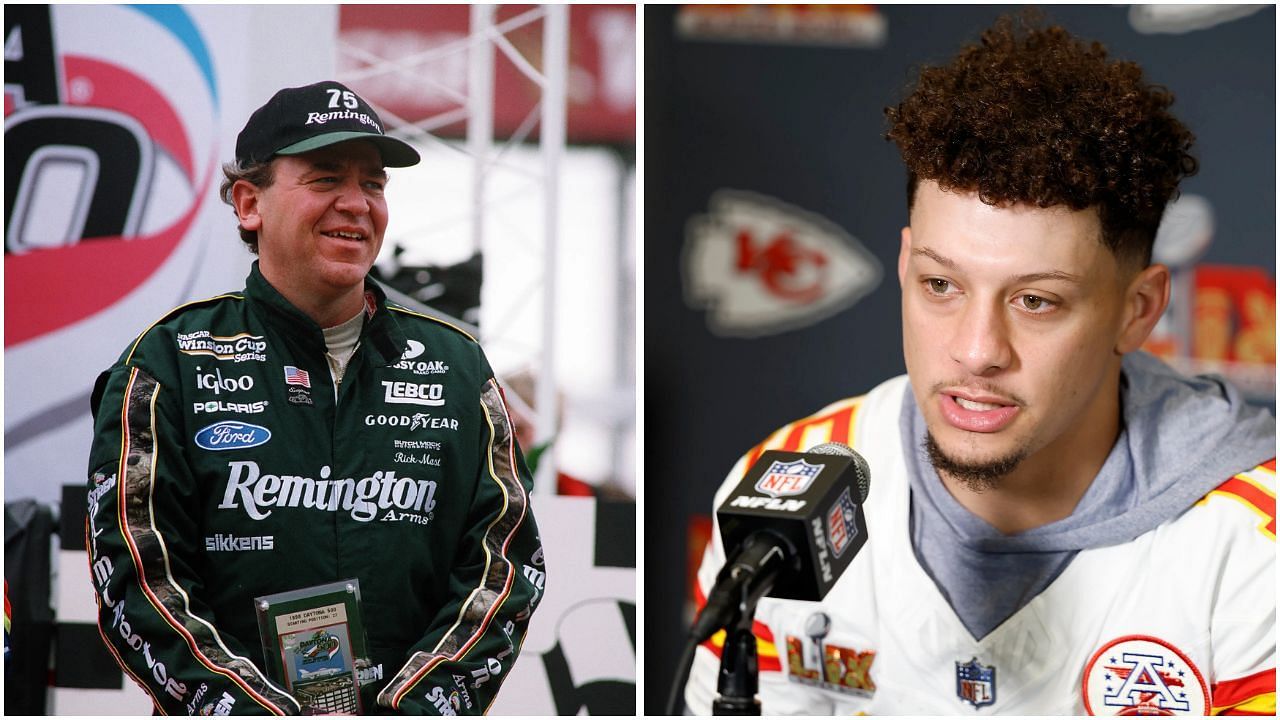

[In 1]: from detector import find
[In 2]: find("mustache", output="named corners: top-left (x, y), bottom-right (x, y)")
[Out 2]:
top-left (928, 379), bottom-right (1026, 406)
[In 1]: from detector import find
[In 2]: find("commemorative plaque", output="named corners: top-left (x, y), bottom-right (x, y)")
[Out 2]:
top-left (255, 579), bottom-right (369, 714)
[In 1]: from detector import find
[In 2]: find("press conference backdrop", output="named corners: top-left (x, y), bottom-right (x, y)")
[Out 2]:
top-left (5, 5), bottom-right (634, 714)
top-left (644, 4), bottom-right (1275, 712)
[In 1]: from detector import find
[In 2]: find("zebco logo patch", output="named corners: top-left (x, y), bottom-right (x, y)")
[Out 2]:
top-left (1082, 636), bottom-right (1209, 715)
top-left (382, 381), bottom-right (445, 406)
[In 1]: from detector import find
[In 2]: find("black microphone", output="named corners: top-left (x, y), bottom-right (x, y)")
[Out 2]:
top-left (690, 443), bottom-right (871, 642)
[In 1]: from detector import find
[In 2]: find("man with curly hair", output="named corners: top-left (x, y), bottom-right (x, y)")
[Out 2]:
top-left (685, 16), bottom-right (1275, 715)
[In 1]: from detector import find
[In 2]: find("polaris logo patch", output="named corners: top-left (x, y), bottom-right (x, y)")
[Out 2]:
top-left (194, 421), bottom-right (271, 451)
top-left (194, 400), bottom-right (268, 415)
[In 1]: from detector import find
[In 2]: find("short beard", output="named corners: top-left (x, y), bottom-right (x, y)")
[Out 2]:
top-left (923, 432), bottom-right (1025, 493)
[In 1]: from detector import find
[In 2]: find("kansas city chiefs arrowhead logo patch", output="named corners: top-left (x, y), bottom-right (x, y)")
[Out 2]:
top-left (682, 190), bottom-right (882, 337)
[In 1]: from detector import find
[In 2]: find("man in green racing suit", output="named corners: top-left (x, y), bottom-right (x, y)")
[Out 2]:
top-left (87, 80), bottom-right (544, 715)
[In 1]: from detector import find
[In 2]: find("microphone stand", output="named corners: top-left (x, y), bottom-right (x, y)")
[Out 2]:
top-left (671, 531), bottom-right (791, 715)
top-left (712, 581), bottom-right (763, 715)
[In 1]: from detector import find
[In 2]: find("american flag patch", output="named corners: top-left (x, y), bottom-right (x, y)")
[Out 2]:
top-left (284, 366), bottom-right (311, 388)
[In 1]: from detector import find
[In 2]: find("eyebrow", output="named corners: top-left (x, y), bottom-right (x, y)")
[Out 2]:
top-left (912, 247), bottom-right (1082, 284)
top-left (310, 160), bottom-right (388, 181)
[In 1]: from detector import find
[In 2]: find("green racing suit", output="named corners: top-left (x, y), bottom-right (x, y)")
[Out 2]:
top-left (87, 262), bottom-right (544, 715)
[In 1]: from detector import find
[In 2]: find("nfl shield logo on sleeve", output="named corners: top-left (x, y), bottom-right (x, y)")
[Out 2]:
top-left (755, 459), bottom-right (824, 498)
top-left (956, 657), bottom-right (996, 708)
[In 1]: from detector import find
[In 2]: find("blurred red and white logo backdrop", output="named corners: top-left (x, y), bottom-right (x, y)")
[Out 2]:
top-left (5, 4), bottom-right (219, 345)
top-left (4, 5), bottom-right (335, 506)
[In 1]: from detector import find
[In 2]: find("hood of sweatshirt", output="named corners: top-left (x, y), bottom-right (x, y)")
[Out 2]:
top-left (903, 351), bottom-right (1276, 553)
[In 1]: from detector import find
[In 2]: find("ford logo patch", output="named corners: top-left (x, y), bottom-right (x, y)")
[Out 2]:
top-left (194, 421), bottom-right (271, 451)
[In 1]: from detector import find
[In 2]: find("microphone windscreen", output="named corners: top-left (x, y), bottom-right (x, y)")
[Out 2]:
top-left (806, 442), bottom-right (870, 503)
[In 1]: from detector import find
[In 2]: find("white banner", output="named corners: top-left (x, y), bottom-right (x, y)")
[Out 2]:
top-left (4, 4), bottom-right (338, 506)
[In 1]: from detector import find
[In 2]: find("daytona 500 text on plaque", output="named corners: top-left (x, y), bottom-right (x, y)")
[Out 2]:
top-left (255, 579), bottom-right (370, 714)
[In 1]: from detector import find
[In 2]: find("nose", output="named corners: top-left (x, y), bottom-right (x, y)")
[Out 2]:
top-left (948, 297), bottom-right (1013, 376)
top-left (333, 179), bottom-right (370, 215)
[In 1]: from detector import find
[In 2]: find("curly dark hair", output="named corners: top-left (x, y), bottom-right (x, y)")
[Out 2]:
top-left (885, 13), bottom-right (1197, 265)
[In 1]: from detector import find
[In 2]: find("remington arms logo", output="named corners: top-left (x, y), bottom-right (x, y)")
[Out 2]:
top-left (218, 460), bottom-right (438, 522)
top-left (305, 110), bottom-right (379, 130)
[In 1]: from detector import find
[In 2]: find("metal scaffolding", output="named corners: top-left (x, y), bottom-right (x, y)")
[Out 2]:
top-left (339, 5), bottom-right (570, 495)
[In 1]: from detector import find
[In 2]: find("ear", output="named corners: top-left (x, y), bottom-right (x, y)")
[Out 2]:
top-left (897, 226), bottom-right (912, 286)
top-left (231, 179), bottom-right (264, 232)
top-left (1115, 263), bottom-right (1170, 354)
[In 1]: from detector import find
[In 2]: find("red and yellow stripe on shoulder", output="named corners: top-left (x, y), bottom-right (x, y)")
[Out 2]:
top-left (693, 581), bottom-right (782, 672)
top-left (1211, 667), bottom-right (1275, 715)
top-left (1196, 459), bottom-right (1276, 540)
top-left (742, 395), bottom-right (865, 469)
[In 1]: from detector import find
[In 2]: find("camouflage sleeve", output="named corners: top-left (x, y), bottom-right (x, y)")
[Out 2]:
top-left (375, 377), bottom-right (544, 715)
top-left (87, 361), bottom-right (302, 715)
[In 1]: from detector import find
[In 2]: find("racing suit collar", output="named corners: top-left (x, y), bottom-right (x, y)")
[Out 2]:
top-left (243, 261), bottom-right (408, 367)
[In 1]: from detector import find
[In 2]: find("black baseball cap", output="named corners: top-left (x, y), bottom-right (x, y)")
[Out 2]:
top-left (235, 80), bottom-right (420, 167)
